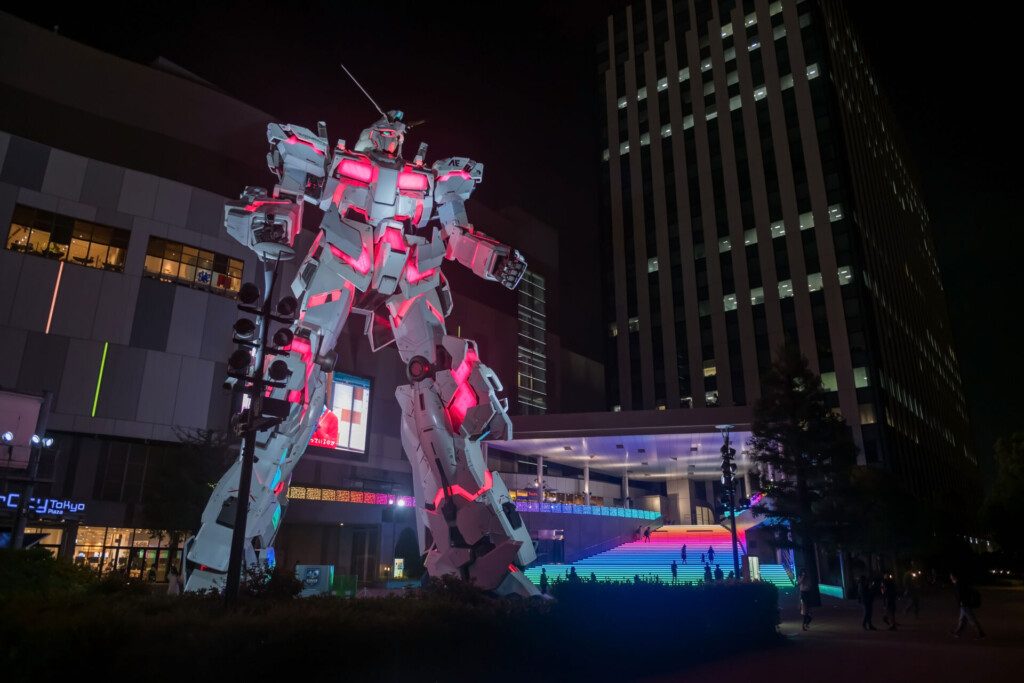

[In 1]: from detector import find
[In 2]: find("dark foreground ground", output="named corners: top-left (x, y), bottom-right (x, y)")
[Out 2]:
top-left (647, 585), bottom-right (1024, 683)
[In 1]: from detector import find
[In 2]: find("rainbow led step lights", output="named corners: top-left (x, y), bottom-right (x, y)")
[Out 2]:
top-left (524, 524), bottom-right (795, 588)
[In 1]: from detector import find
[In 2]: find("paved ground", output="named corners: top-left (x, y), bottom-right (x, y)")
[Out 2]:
top-left (648, 585), bottom-right (1024, 682)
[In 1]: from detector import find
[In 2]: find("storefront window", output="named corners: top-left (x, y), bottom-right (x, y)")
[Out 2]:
top-left (73, 526), bottom-right (184, 581)
top-left (24, 526), bottom-right (63, 557)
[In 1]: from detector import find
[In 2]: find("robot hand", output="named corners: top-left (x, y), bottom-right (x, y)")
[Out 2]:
top-left (224, 186), bottom-right (302, 262)
top-left (492, 249), bottom-right (527, 290)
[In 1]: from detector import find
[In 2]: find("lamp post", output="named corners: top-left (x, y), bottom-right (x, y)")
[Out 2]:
top-left (223, 259), bottom-right (297, 606)
top-left (716, 423), bottom-right (741, 579)
top-left (12, 391), bottom-right (53, 550)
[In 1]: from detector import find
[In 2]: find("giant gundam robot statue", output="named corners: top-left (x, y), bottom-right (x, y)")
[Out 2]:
top-left (183, 108), bottom-right (538, 597)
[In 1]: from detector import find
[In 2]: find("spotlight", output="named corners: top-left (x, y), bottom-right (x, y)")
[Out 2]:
top-left (273, 328), bottom-right (294, 348)
top-left (277, 296), bottom-right (299, 318)
top-left (1, 431), bottom-right (13, 444)
top-left (238, 282), bottom-right (261, 305)
top-left (31, 434), bottom-right (41, 445)
top-left (228, 349), bottom-right (253, 371)
top-left (396, 498), bottom-right (407, 507)
top-left (268, 360), bottom-right (291, 381)
top-left (42, 437), bottom-right (54, 448)
top-left (233, 318), bottom-right (257, 340)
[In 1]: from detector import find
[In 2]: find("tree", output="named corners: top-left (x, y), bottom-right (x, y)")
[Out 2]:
top-left (748, 344), bottom-right (858, 605)
top-left (142, 428), bottom-right (236, 567)
top-left (982, 432), bottom-right (1024, 568)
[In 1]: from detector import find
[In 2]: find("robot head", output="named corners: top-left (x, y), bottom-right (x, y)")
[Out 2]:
top-left (354, 110), bottom-right (407, 157)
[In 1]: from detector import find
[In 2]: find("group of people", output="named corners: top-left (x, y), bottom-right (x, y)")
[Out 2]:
top-left (633, 526), bottom-right (653, 542)
top-left (670, 544), bottom-right (734, 584)
top-left (797, 568), bottom-right (986, 638)
top-left (678, 543), bottom-right (716, 565)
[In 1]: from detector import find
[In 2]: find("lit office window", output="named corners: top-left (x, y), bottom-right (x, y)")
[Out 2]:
top-left (853, 367), bottom-right (870, 389)
top-left (718, 237), bottom-right (732, 253)
top-left (837, 266), bottom-right (854, 285)
top-left (706, 108), bottom-right (718, 121)
top-left (723, 47), bottom-right (736, 62)
top-left (6, 204), bottom-right (129, 272)
top-left (723, 293), bottom-right (738, 311)
top-left (770, 220), bottom-right (786, 238)
top-left (721, 23), bottom-right (733, 38)
top-left (640, 132), bottom-right (651, 146)
top-left (657, 77), bottom-right (668, 92)
top-left (729, 95), bottom-right (743, 111)
top-left (617, 97), bottom-right (627, 109)
top-left (679, 67), bottom-right (690, 82)
top-left (769, 1), bottom-right (783, 15)
top-left (705, 390), bottom-right (719, 406)
top-left (828, 204), bottom-right (845, 222)
top-left (143, 237), bottom-right (243, 295)
top-left (821, 371), bottom-right (838, 392)
top-left (807, 273), bottom-right (824, 292)
top-left (608, 322), bottom-right (618, 338)
top-left (744, 12), bottom-right (756, 27)
top-left (602, 149), bottom-right (610, 161)
top-left (754, 86), bottom-right (767, 100)
top-left (750, 287), bottom-right (765, 305)
top-left (701, 60), bottom-right (712, 72)
top-left (749, 39), bottom-right (761, 52)
top-left (619, 141), bottom-right (630, 155)
top-left (799, 211), bottom-right (815, 230)
top-left (660, 123), bottom-right (672, 138)
top-left (806, 63), bottom-right (820, 79)
top-left (778, 279), bottom-right (794, 299)
top-left (628, 316), bottom-right (640, 332)
top-left (859, 404), bottom-right (877, 425)
top-left (703, 361), bottom-right (717, 378)
top-left (638, 86), bottom-right (648, 101)
top-left (743, 228), bottom-right (758, 245)
top-left (647, 257), bottom-right (659, 273)
top-left (517, 270), bottom-right (547, 415)
top-left (683, 115), bottom-right (695, 130)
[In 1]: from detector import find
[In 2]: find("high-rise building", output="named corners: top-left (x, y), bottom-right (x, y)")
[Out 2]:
top-left (597, 0), bottom-right (974, 496)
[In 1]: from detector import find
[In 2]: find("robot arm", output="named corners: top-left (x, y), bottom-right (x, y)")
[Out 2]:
top-left (224, 123), bottom-right (331, 262)
top-left (433, 157), bottom-right (527, 289)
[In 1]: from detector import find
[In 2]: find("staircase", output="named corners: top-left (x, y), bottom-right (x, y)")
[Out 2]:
top-left (756, 563), bottom-right (795, 588)
top-left (525, 525), bottom-right (739, 585)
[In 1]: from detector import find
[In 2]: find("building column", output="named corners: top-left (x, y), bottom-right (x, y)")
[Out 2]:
top-left (622, 470), bottom-right (630, 508)
top-left (537, 455), bottom-right (544, 502)
top-left (583, 461), bottom-right (591, 506)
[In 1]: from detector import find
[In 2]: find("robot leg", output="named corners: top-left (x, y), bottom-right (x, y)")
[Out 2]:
top-left (185, 242), bottom-right (354, 591)
top-left (392, 299), bottom-right (537, 597)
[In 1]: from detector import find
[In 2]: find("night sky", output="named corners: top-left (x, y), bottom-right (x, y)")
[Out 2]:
top-left (8, 2), bottom-right (1019, 482)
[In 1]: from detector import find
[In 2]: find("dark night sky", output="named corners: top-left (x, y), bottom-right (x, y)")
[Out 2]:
top-left (8, 2), bottom-right (1020, 482)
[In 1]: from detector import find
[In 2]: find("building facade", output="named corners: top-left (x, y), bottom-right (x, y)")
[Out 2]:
top-left (597, 0), bottom-right (974, 497)
top-left (0, 12), bottom-right (607, 584)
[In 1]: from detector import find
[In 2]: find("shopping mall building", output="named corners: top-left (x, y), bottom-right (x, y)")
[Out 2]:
top-left (0, 11), bottom-right (778, 589)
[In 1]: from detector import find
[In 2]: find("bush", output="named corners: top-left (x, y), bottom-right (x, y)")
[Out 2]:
top-left (0, 548), bottom-right (96, 598)
top-left (0, 574), bottom-right (779, 680)
top-left (241, 563), bottom-right (303, 599)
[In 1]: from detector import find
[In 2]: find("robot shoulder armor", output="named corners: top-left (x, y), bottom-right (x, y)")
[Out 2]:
top-left (267, 123), bottom-right (330, 157)
top-left (431, 157), bottom-right (484, 201)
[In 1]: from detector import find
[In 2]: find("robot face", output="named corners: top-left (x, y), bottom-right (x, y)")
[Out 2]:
top-left (370, 127), bottom-right (403, 155)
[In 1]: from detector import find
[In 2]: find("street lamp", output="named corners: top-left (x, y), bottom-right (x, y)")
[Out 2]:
top-left (716, 424), bottom-right (742, 580)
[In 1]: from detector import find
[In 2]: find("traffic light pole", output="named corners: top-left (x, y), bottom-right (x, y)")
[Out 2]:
top-left (224, 262), bottom-right (278, 607)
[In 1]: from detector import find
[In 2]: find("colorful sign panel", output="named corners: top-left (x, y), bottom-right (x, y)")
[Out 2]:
top-left (0, 493), bottom-right (86, 516)
top-left (308, 372), bottom-right (371, 455)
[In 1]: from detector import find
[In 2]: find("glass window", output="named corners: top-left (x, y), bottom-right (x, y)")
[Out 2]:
top-left (617, 96), bottom-right (627, 109)
top-left (754, 86), bottom-right (767, 100)
top-left (807, 272), bottom-right (823, 292)
top-left (698, 301), bottom-right (710, 317)
top-left (619, 141), bottom-right (630, 155)
top-left (806, 63), bottom-right (820, 79)
top-left (703, 360), bottom-right (717, 377)
top-left (640, 132), bottom-right (651, 146)
top-left (718, 237), bottom-right (731, 253)
top-left (770, 221), bottom-right (786, 238)
top-left (778, 279), bottom-right (794, 299)
top-left (608, 322), bottom-right (619, 338)
top-left (628, 316), bottom-right (640, 332)
top-left (6, 204), bottom-right (129, 272)
top-left (853, 367), bottom-right (870, 388)
top-left (859, 403), bottom-right (876, 425)
top-left (750, 287), bottom-right (765, 305)
top-left (678, 67), bottom-right (690, 82)
top-left (828, 204), bottom-right (844, 222)
top-left (142, 236), bottom-right (243, 296)
top-left (657, 77), bottom-right (668, 91)
top-left (821, 371), bottom-right (838, 392)
top-left (780, 74), bottom-right (795, 90)
top-left (637, 86), bottom-right (648, 101)
top-left (723, 293), bottom-right (738, 311)
top-left (837, 266), bottom-right (853, 285)
top-left (602, 149), bottom-right (610, 161)
top-left (647, 257), bottom-right (659, 273)
top-left (743, 228), bottom-right (758, 245)
top-left (799, 212), bottom-right (815, 230)
top-left (660, 123), bottom-right (672, 138)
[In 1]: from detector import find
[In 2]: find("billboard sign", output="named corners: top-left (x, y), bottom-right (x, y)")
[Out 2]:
top-left (308, 372), bottom-right (371, 456)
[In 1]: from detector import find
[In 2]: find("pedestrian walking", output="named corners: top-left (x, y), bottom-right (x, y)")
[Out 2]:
top-left (881, 574), bottom-right (898, 630)
top-left (714, 564), bottom-right (724, 582)
top-left (643, 526), bottom-right (651, 543)
top-left (671, 560), bottom-right (678, 583)
top-left (950, 572), bottom-right (985, 638)
top-left (708, 545), bottom-right (715, 564)
top-left (703, 563), bottom-right (713, 583)
top-left (167, 564), bottom-right (183, 596)
top-left (798, 569), bottom-right (813, 630)
top-left (680, 544), bottom-right (687, 564)
top-left (857, 575), bottom-right (877, 630)
top-left (700, 552), bottom-right (706, 564)
top-left (902, 569), bottom-right (921, 617)
top-left (539, 567), bottom-right (548, 594)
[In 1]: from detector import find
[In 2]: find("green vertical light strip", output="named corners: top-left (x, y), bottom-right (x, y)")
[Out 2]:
top-left (91, 342), bottom-right (109, 417)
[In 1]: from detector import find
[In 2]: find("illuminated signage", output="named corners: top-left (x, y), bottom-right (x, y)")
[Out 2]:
top-left (0, 493), bottom-right (86, 516)
top-left (309, 372), bottom-right (371, 454)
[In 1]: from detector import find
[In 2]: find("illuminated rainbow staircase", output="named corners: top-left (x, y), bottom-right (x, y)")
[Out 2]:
top-left (525, 525), bottom-right (749, 585)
